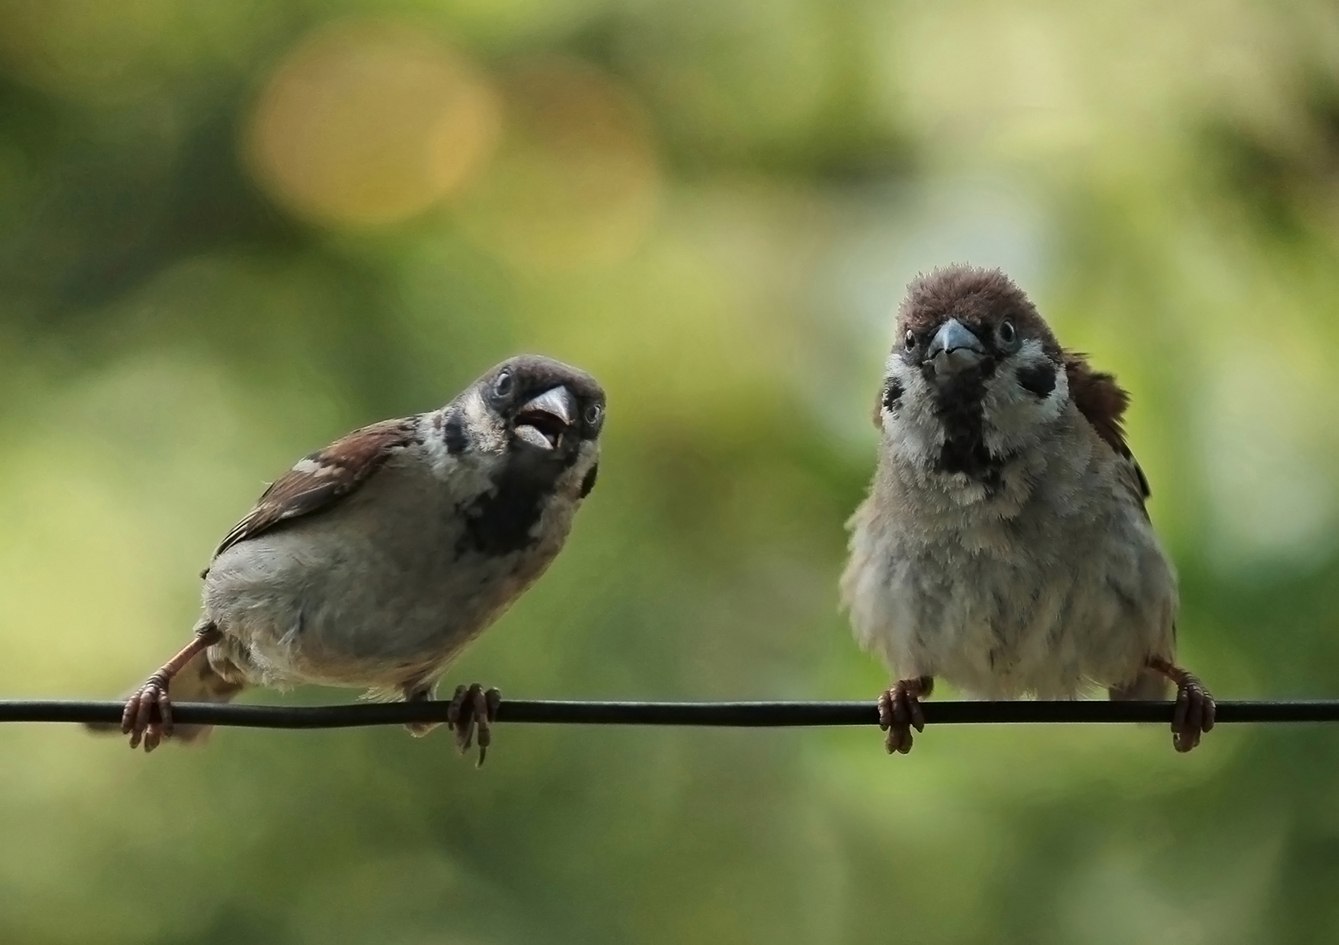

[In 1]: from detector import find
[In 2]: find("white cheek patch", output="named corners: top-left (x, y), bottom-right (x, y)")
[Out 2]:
top-left (560, 442), bottom-right (601, 498)
top-left (461, 389), bottom-right (508, 453)
top-left (879, 353), bottom-right (945, 469)
top-left (981, 339), bottom-right (1069, 457)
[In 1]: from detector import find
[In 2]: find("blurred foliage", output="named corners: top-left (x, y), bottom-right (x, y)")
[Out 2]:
top-left (1, 1), bottom-right (1338, 943)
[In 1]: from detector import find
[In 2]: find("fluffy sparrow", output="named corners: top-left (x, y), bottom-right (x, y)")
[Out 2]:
top-left (95, 355), bottom-right (605, 760)
top-left (841, 265), bottom-right (1214, 754)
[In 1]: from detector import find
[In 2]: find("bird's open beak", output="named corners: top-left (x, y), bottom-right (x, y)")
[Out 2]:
top-left (925, 318), bottom-right (986, 379)
top-left (513, 385), bottom-right (576, 451)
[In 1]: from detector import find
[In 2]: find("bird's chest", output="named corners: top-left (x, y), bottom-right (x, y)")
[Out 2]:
top-left (852, 480), bottom-right (1157, 698)
top-left (885, 530), bottom-right (1084, 695)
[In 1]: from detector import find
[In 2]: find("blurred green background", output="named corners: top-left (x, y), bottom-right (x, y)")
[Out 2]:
top-left (2, 1), bottom-right (1338, 943)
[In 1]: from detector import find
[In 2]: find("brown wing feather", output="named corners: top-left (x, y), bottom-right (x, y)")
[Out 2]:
top-left (208, 417), bottom-right (419, 566)
top-left (1065, 352), bottom-right (1152, 508)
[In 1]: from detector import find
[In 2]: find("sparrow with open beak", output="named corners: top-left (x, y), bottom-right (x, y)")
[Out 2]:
top-left (841, 266), bottom-right (1214, 754)
top-left (94, 355), bottom-right (605, 761)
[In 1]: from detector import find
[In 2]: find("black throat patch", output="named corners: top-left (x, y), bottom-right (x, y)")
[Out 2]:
top-left (927, 363), bottom-right (1004, 487)
top-left (456, 455), bottom-right (571, 557)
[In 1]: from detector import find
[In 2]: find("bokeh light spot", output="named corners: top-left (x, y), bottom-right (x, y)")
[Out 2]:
top-left (244, 19), bottom-right (501, 228)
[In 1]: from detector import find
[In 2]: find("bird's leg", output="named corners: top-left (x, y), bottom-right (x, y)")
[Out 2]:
top-left (121, 622), bottom-right (223, 753)
top-left (1147, 657), bottom-right (1216, 753)
top-left (878, 676), bottom-right (934, 755)
top-left (446, 683), bottom-right (502, 767)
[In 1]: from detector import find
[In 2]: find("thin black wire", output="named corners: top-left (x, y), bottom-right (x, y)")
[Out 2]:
top-left (4, 698), bottom-right (1339, 729)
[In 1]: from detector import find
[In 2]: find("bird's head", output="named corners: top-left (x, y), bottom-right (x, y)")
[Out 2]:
top-left (450, 354), bottom-right (605, 498)
top-left (875, 265), bottom-right (1070, 478)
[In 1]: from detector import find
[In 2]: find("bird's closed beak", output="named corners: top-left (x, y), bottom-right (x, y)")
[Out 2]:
top-left (925, 318), bottom-right (986, 379)
top-left (514, 385), bottom-right (576, 451)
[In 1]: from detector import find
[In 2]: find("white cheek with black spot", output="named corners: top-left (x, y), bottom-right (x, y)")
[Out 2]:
top-left (878, 352), bottom-right (947, 468)
top-left (981, 339), bottom-right (1069, 457)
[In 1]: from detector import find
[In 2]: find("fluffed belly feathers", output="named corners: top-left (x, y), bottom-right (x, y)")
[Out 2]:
top-left (842, 490), bottom-right (1177, 699)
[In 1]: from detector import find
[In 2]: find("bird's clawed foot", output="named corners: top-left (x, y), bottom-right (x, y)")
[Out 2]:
top-left (1147, 658), bottom-right (1216, 753)
top-left (117, 623), bottom-right (221, 753)
top-left (121, 673), bottom-right (173, 752)
top-left (447, 683), bottom-right (501, 766)
top-left (1170, 673), bottom-right (1216, 753)
top-left (878, 676), bottom-right (933, 755)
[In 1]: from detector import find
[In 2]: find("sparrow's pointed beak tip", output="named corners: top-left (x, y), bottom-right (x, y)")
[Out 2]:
top-left (926, 318), bottom-right (986, 377)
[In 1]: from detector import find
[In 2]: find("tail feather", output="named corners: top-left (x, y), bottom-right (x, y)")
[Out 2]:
top-left (85, 650), bottom-right (245, 745)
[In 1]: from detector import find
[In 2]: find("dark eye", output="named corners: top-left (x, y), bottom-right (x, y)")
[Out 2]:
top-left (904, 330), bottom-right (916, 351)
top-left (493, 370), bottom-right (513, 397)
top-left (998, 321), bottom-right (1017, 347)
top-left (584, 403), bottom-right (604, 426)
